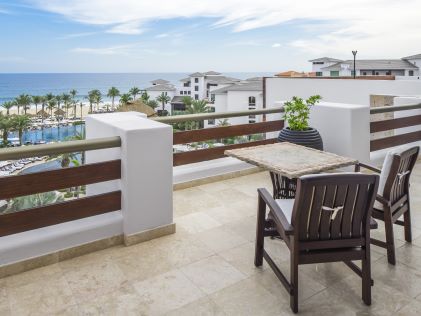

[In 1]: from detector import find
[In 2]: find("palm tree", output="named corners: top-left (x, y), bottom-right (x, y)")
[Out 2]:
top-left (15, 94), bottom-right (31, 115)
top-left (32, 96), bottom-right (42, 116)
top-left (119, 93), bottom-right (132, 105)
top-left (88, 89), bottom-right (101, 111)
top-left (47, 99), bottom-right (56, 117)
top-left (11, 115), bottom-right (31, 146)
top-left (156, 93), bottom-right (171, 112)
top-left (0, 113), bottom-right (12, 145)
top-left (55, 94), bottom-right (62, 114)
top-left (129, 87), bottom-right (141, 100)
top-left (87, 90), bottom-right (97, 113)
top-left (69, 89), bottom-right (77, 100)
top-left (182, 96), bottom-right (193, 107)
top-left (107, 87), bottom-right (120, 111)
top-left (40, 96), bottom-right (47, 122)
top-left (62, 93), bottom-right (71, 119)
top-left (1, 101), bottom-right (15, 116)
top-left (70, 89), bottom-right (78, 117)
top-left (141, 91), bottom-right (150, 103)
top-left (79, 102), bottom-right (83, 119)
top-left (147, 100), bottom-right (158, 110)
top-left (185, 99), bottom-right (210, 129)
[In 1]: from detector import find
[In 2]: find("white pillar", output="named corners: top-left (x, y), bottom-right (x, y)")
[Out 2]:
top-left (85, 112), bottom-right (175, 245)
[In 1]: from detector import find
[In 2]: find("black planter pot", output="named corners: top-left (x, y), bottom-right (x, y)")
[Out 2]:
top-left (277, 127), bottom-right (323, 150)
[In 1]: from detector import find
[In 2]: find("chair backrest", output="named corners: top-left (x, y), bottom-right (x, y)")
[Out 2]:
top-left (291, 173), bottom-right (379, 244)
top-left (382, 146), bottom-right (419, 206)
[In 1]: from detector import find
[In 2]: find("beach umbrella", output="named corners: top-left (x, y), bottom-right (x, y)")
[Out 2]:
top-left (37, 110), bottom-right (50, 118)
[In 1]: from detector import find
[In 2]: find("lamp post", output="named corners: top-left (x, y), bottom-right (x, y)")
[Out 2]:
top-left (352, 50), bottom-right (357, 79)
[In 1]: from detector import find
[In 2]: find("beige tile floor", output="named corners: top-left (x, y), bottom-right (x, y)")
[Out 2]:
top-left (2, 163), bottom-right (421, 315)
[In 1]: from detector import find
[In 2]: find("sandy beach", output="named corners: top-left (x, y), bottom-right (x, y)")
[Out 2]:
top-left (0, 102), bottom-right (101, 117)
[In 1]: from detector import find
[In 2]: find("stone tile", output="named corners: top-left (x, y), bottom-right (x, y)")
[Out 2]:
top-left (204, 201), bottom-right (254, 225)
top-left (61, 260), bottom-right (128, 303)
top-left (76, 283), bottom-right (146, 316)
top-left (181, 255), bottom-right (247, 295)
top-left (174, 187), bottom-right (222, 218)
top-left (299, 261), bottom-right (354, 288)
top-left (298, 288), bottom-right (357, 316)
top-left (176, 212), bottom-right (222, 234)
top-left (7, 271), bottom-right (75, 316)
top-left (372, 260), bottom-right (421, 298)
top-left (222, 215), bottom-right (257, 242)
top-left (150, 232), bottom-right (215, 267)
top-left (132, 269), bottom-right (205, 315)
top-left (112, 243), bottom-right (173, 283)
top-left (209, 277), bottom-right (289, 316)
top-left (328, 274), bottom-right (412, 315)
top-left (399, 298), bottom-right (421, 316)
top-left (4, 263), bottom-right (62, 288)
top-left (0, 280), bottom-right (10, 316)
top-left (164, 297), bottom-right (226, 316)
top-left (251, 262), bottom-right (325, 304)
top-left (58, 246), bottom-right (117, 271)
top-left (219, 242), bottom-right (266, 276)
top-left (195, 226), bottom-right (249, 253)
top-left (395, 243), bottom-right (421, 271)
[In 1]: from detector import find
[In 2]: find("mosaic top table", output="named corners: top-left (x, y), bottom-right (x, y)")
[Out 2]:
top-left (225, 142), bottom-right (358, 199)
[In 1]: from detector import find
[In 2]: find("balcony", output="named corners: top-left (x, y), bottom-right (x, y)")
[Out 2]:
top-left (0, 165), bottom-right (421, 315)
top-left (1, 96), bottom-right (421, 315)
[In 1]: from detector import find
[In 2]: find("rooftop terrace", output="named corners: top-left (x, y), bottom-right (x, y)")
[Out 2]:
top-left (0, 165), bottom-right (421, 315)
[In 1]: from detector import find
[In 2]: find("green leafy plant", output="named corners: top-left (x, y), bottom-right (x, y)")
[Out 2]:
top-left (283, 95), bottom-right (321, 131)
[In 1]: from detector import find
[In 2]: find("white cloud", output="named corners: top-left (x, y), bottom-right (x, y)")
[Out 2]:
top-left (272, 43), bottom-right (281, 48)
top-left (31, 0), bottom-right (421, 56)
top-left (57, 31), bottom-right (98, 39)
top-left (71, 44), bottom-right (135, 55)
top-left (156, 33), bottom-right (169, 38)
top-left (0, 56), bottom-right (26, 62)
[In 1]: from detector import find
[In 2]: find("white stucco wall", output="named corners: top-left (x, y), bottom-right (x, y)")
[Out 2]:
top-left (265, 77), bottom-right (421, 108)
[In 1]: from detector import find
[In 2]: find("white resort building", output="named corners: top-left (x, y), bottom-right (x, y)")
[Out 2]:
top-left (310, 53), bottom-right (421, 78)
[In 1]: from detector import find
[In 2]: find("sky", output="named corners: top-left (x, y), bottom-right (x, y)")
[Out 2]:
top-left (0, 0), bottom-right (420, 73)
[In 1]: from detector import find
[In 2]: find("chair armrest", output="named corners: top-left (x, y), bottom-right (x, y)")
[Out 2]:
top-left (257, 188), bottom-right (294, 235)
top-left (376, 194), bottom-right (390, 206)
top-left (356, 162), bottom-right (381, 174)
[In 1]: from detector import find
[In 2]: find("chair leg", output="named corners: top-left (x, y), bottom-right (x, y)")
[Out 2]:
top-left (255, 195), bottom-right (266, 267)
top-left (384, 207), bottom-right (396, 265)
top-left (361, 246), bottom-right (372, 305)
top-left (404, 204), bottom-right (412, 243)
top-left (290, 251), bottom-right (299, 313)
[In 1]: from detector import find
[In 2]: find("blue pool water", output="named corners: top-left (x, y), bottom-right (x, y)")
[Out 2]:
top-left (8, 124), bottom-right (85, 144)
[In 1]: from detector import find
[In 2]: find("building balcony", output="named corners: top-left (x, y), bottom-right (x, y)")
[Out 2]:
top-left (1, 84), bottom-right (421, 314)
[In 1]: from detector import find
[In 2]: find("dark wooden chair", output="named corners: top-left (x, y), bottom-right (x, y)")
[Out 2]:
top-left (356, 146), bottom-right (419, 265)
top-left (255, 173), bottom-right (379, 313)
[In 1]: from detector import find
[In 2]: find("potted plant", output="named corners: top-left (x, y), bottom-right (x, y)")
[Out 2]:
top-left (278, 95), bottom-right (323, 150)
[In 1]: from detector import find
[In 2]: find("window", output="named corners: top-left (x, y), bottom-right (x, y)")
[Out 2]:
top-left (330, 71), bottom-right (339, 77)
top-left (194, 86), bottom-right (199, 91)
top-left (195, 78), bottom-right (199, 83)
top-left (210, 94), bottom-right (215, 102)
top-left (316, 72), bottom-right (323, 77)
top-left (180, 91), bottom-right (183, 95)
top-left (375, 72), bottom-right (379, 76)
top-left (312, 62), bottom-right (324, 65)
top-left (372, 70), bottom-right (376, 75)
top-left (183, 82), bottom-right (190, 87)
top-left (362, 72), bottom-right (367, 76)
top-left (248, 96), bottom-right (256, 106)
top-left (194, 94), bottom-right (199, 100)
top-left (386, 71), bottom-right (391, 75)
top-left (351, 70), bottom-right (355, 77)
top-left (208, 107), bottom-right (215, 125)
top-left (409, 70), bottom-right (414, 76)
top-left (164, 92), bottom-right (168, 96)
top-left (188, 91), bottom-right (191, 95)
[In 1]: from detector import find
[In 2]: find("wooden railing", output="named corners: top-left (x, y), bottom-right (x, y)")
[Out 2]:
top-left (155, 107), bottom-right (285, 166)
top-left (0, 137), bottom-right (121, 237)
top-left (370, 103), bottom-right (421, 151)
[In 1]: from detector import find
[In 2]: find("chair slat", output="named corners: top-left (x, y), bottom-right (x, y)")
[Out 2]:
top-left (319, 185), bottom-right (337, 240)
top-left (352, 183), bottom-right (369, 237)
top-left (330, 185), bottom-right (348, 239)
top-left (307, 186), bottom-right (325, 240)
top-left (296, 186), bottom-right (314, 240)
top-left (341, 184), bottom-right (358, 238)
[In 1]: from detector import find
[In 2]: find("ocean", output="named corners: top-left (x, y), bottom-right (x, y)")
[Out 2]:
top-left (0, 72), bottom-right (272, 103)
